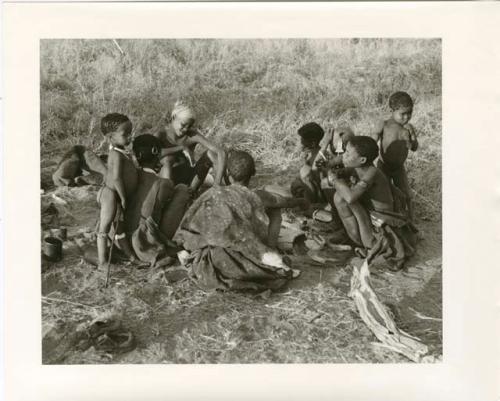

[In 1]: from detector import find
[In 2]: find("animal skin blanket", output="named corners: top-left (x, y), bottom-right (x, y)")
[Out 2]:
top-left (175, 184), bottom-right (298, 291)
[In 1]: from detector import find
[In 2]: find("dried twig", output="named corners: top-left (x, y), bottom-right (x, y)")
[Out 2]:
top-left (42, 296), bottom-right (105, 309)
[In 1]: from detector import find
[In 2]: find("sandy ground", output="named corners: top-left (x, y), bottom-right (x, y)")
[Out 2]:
top-left (41, 165), bottom-right (442, 364)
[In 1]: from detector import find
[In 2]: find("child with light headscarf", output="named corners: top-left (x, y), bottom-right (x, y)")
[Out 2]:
top-left (154, 101), bottom-right (227, 195)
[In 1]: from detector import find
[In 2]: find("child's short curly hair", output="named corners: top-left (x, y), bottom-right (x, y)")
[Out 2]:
top-left (133, 134), bottom-right (162, 165)
top-left (348, 136), bottom-right (379, 166)
top-left (388, 91), bottom-right (414, 111)
top-left (227, 150), bottom-right (256, 184)
top-left (297, 122), bottom-right (325, 144)
top-left (101, 113), bottom-right (130, 136)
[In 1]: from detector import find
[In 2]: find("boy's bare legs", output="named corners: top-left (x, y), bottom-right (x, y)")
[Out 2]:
top-left (348, 202), bottom-right (375, 248)
top-left (160, 184), bottom-right (190, 239)
top-left (392, 166), bottom-right (413, 221)
top-left (98, 188), bottom-right (138, 266)
top-left (334, 192), bottom-right (363, 246)
top-left (115, 221), bottom-right (138, 262)
top-left (97, 187), bottom-right (117, 268)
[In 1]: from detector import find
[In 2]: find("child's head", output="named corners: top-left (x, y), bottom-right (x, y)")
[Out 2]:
top-left (171, 101), bottom-right (195, 138)
top-left (132, 134), bottom-right (162, 166)
top-left (297, 122), bottom-right (324, 149)
top-left (227, 150), bottom-right (256, 186)
top-left (388, 91), bottom-right (413, 126)
top-left (342, 136), bottom-right (379, 168)
top-left (101, 113), bottom-right (132, 147)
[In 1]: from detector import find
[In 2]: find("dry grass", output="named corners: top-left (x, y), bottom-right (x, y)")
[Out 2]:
top-left (41, 39), bottom-right (441, 216)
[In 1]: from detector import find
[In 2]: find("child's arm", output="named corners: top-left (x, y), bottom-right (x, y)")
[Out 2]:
top-left (255, 189), bottom-right (309, 211)
top-left (312, 128), bottom-right (334, 172)
top-left (333, 167), bottom-right (376, 205)
top-left (108, 150), bottom-right (127, 210)
top-left (371, 120), bottom-right (385, 143)
top-left (160, 145), bottom-right (185, 157)
top-left (190, 131), bottom-right (226, 185)
top-left (159, 156), bottom-right (174, 180)
top-left (404, 123), bottom-right (419, 151)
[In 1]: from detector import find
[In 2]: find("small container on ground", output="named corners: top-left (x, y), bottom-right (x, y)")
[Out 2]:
top-left (43, 237), bottom-right (63, 262)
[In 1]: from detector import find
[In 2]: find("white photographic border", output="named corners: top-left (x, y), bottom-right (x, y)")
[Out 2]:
top-left (3, 2), bottom-right (499, 400)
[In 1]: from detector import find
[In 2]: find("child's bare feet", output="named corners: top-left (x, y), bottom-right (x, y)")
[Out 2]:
top-left (98, 262), bottom-right (108, 271)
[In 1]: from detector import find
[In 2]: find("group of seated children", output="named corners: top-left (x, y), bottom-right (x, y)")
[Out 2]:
top-left (94, 101), bottom-right (227, 269)
top-left (56, 91), bottom-right (418, 270)
top-left (292, 91), bottom-right (418, 253)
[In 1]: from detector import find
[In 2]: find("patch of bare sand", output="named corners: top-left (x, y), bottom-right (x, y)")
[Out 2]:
top-left (41, 181), bottom-right (442, 364)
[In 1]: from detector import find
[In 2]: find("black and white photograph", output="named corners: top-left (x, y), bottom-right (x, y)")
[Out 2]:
top-left (40, 38), bottom-right (442, 364)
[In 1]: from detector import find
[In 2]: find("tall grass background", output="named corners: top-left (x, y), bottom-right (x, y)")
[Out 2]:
top-left (41, 39), bottom-right (441, 218)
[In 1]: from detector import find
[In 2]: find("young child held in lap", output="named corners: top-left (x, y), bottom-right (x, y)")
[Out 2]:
top-left (97, 113), bottom-right (138, 269)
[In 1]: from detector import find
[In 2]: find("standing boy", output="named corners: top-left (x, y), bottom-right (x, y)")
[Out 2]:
top-left (372, 91), bottom-right (418, 220)
top-left (97, 113), bottom-right (138, 269)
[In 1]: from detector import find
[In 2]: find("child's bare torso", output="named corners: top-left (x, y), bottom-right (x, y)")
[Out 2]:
top-left (157, 127), bottom-right (198, 166)
top-left (356, 166), bottom-right (394, 212)
top-left (104, 149), bottom-right (138, 197)
top-left (380, 119), bottom-right (411, 168)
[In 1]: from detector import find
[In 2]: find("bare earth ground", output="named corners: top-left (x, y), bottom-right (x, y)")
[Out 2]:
top-left (41, 163), bottom-right (442, 364)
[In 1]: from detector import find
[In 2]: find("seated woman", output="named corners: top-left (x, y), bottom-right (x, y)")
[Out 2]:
top-left (174, 150), bottom-right (308, 291)
top-left (124, 134), bottom-right (190, 267)
top-left (154, 101), bottom-right (227, 195)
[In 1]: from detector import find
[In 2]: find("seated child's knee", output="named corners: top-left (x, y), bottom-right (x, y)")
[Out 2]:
top-left (157, 179), bottom-right (175, 203)
top-left (159, 178), bottom-right (175, 193)
top-left (299, 165), bottom-right (312, 180)
top-left (333, 191), bottom-right (345, 207)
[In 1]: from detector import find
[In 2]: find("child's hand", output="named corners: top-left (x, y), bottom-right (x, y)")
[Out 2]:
top-left (335, 167), bottom-right (350, 180)
top-left (404, 123), bottom-right (417, 141)
top-left (320, 127), bottom-right (334, 149)
top-left (326, 127), bottom-right (334, 143)
top-left (404, 123), bottom-right (415, 135)
top-left (404, 123), bottom-right (418, 151)
top-left (327, 169), bottom-right (338, 186)
top-left (314, 158), bottom-right (327, 170)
